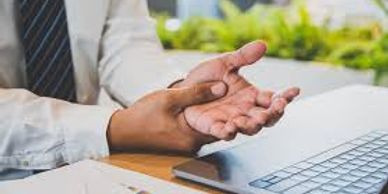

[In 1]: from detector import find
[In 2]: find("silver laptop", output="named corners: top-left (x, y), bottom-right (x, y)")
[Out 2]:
top-left (173, 129), bottom-right (388, 194)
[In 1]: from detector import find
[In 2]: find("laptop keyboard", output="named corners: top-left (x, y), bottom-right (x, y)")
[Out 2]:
top-left (249, 130), bottom-right (388, 194)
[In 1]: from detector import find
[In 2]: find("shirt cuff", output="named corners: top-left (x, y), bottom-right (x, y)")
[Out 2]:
top-left (61, 104), bottom-right (116, 164)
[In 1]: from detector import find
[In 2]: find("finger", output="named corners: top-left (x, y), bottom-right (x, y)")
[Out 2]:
top-left (233, 116), bottom-right (262, 136)
top-left (218, 40), bottom-right (267, 71)
top-left (178, 114), bottom-right (218, 146)
top-left (247, 107), bottom-right (270, 125)
top-left (256, 89), bottom-right (274, 108)
top-left (210, 121), bottom-right (238, 141)
top-left (171, 81), bottom-right (227, 108)
top-left (273, 87), bottom-right (300, 103)
top-left (247, 107), bottom-right (270, 132)
top-left (265, 98), bottom-right (288, 127)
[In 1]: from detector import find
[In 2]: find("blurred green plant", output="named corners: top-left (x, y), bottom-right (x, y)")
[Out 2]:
top-left (373, 0), bottom-right (388, 16)
top-left (155, 0), bottom-right (388, 84)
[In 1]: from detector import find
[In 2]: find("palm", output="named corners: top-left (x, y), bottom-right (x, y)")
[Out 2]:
top-left (179, 47), bottom-right (255, 98)
top-left (179, 41), bottom-right (299, 140)
top-left (185, 86), bottom-right (265, 140)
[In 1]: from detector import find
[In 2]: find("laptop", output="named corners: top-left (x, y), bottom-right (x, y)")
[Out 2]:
top-left (173, 130), bottom-right (388, 194)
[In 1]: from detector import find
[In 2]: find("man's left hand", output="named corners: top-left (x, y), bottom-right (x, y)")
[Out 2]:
top-left (174, 41), bottom-right (300, 140)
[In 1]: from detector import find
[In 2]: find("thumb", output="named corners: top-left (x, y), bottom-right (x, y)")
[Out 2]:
top-left (220, 40), bottom-right (267, 71)
top-left (171, 81), bottom-right (227, 108)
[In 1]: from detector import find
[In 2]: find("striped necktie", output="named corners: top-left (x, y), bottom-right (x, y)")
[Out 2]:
top-left (18, 0), bottom-right (77, 102)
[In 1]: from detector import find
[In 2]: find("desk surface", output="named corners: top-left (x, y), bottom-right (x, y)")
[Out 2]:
top-left (101, 85), bottom-right (388, 194)
top-left (101, 154), bottom-right (224, 193)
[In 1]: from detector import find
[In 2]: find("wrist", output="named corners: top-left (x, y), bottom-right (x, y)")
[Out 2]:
top-left (107, 110), bottom-right (119, 152)
top-left (107, 108), bottom-right (152, 152)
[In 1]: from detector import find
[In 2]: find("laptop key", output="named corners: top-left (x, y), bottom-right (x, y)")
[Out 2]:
top-left (338, 154), bottom-right (356, 161)
top-left (359, 165), bottom-right (379, 173)
top-left (310, 176), bottom-right (331, 184)
top-left (283, 185), bottom-right (312, 194)
top-left (320, 161), bottom-right (340, 168)
top-left (320, 183), bottom-right (341, 192)
top-left (266, 178), bottom-right (302, 192)
top-left (342, 185), bottom-right (364, 193)
top-left (349, 169), bottom-right (369, 177)
top-left (284, 166), bottom-right (304, 174)
top-left (348, 150), bottom-right (364, 156)
top-left (331, 167), bottom-right (351, 174)
top-left (376, 148), bottom-right (388, 154)
top-left (356, 147), bottom-right (373, 153)
top-left (379, 167), bottom-right (388, 173)
top-left (364, 143), bottom-right (381, 150)
top-left (249, 179), bottom-right (272, 188)
top-left (307, 144), bottom-right (357, 164)
top-left (368, 161), bottom-right (386, 169)
top-left (332, 191), bottom-right (350, 194)
top-left (352, 180), bottom-right (373, 189)
top-left (340, 174), bottom-right (360, 182)
top-left (365, 186), bottom-right (383, 194)
top-left (294, 162), bottom-right (314, 170)
top-left (370, 171), bottom-right (387, 180)
top-left (291, 174), bottom-right (310, 182)
top-left (261, 174), bottom-right (276, 181)
top-left (380, 135), bottom-right (388, 141)
top-left (321, 171), bottom-right (341, 179)
top-left (330, 179), bottom-right (352, 187)
top-left (330, 158), bottom-right (348, 165)
top-left (360, 155), bottom-right (378, 162)
top-left (361, 175), bottom-right (384, 184)
top-left (376, 158), bottom-right (388, 164)
top-left (268, 176), bottom-right (283, 184)
top-left (350, 139), bottom-right (368, 145)
top-left (348, 159), bottom-right (369, 166)
top-left (300, 169), bottom-right (321, 177)
top-left (300, 180), bottom-right (321, 189)
top-left (340, 163), bottom-right (359, 170)
top-left (359, 136), bottom-right (376, 142)
top-left (307, 189), bottom-right (331, 194)
top-left (310, 165), bottom-right (329, 173)
top-left (272, 170), bottom-right (292, 178)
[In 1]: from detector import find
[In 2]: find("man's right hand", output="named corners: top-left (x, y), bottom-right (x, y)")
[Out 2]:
top-left (106, 81), bottom-right (227, 153)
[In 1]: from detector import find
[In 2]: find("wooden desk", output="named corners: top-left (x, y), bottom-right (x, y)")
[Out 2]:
top-left (101, 154), bottom-right (225, 194)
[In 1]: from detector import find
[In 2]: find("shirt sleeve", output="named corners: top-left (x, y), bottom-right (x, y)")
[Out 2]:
top-left (0, 88), bottom-right (116, 170)
top-left (98, 0), bottom-right (184, 107)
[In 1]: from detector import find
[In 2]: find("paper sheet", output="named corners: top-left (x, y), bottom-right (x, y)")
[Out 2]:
top-left (0, 160), bottom-right (206, 194)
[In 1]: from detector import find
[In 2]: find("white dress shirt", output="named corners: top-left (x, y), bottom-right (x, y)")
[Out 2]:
top-left (0, 0), bottom-right (181, 180)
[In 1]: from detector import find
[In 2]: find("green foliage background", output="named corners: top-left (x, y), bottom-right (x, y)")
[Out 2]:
top-left (154, 0), bottom-right (388, 82)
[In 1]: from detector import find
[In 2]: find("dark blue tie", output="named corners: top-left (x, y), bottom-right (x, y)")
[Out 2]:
top-left (18, 0), bottom-right (77, 102)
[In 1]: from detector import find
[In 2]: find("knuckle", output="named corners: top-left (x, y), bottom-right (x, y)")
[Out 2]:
top-left (223, 130), bottom-right (237, 141)
top-left (250, 126), bottom-right (262, 136)
top-left (255, 113), bottom-right (268, 125)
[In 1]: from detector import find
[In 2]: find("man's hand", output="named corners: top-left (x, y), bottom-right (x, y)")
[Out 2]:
top-left (107, 82), bottom-right (227, 153)
top-left (174, 41), bottom-right (300, 140)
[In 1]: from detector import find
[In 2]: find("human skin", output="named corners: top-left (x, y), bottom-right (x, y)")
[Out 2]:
top-left (107, 41), bottom-right (300, 153)
top-left (107, 82), bottom-right (227, 153)
top-left (175, 41), bottom-right (300, 140)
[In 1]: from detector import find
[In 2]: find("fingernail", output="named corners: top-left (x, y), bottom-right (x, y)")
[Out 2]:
top-left (211, 82), bottom-right (227, 97)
